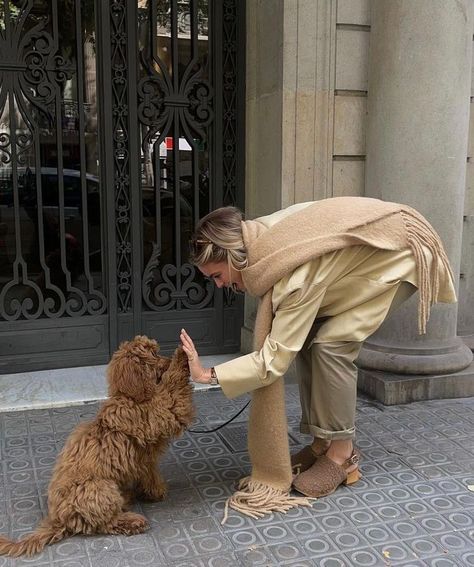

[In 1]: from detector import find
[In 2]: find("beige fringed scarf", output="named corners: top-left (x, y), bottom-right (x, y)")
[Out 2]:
top-left (222, 197), bottom-right (455, 521)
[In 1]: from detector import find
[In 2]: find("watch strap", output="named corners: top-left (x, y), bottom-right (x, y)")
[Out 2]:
top-left (210, 367), bottom-right (219, 385)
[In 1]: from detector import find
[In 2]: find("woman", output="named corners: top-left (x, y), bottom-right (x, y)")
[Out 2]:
top-left (180, 197), bottom-right (456, 505)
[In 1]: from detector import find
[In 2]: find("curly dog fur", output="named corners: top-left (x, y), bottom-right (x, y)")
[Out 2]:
top-left (0, 336), bottom-right (194, 557)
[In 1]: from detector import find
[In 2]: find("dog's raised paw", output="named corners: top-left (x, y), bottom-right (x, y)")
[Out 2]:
top-left (172, 346), bottom-right (189, 367)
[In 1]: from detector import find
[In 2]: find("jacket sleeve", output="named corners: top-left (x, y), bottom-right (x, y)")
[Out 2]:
top-left (215, 279), bottom-right (326, 398)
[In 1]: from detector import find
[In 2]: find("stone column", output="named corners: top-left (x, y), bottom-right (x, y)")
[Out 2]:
top-left (358, 0), bottom-right (474, 403)
top-left (242, 0), bottom-right (336, 353)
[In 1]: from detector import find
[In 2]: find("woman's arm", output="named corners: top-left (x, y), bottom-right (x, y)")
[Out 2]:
top-left (215, 281), bottom-right (327, 398)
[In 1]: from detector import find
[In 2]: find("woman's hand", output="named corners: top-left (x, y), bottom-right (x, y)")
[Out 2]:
top-left (180, 328), bottom-right (210, 383)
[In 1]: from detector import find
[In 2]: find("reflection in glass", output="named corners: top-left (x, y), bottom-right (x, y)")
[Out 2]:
top-left (0, 0), bottom-right (105, 320)
top-left (138, 0), bottom-right (212, 311)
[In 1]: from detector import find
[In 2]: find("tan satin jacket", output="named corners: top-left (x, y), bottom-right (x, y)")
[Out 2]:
top-left (214, 204), bottom-right (456, 399)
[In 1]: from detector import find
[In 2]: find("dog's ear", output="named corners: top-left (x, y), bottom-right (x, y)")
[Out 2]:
top-left (107, 337), bottom-right (158, 402)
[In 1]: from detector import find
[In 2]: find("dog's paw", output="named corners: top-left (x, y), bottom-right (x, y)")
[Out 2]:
top-left (107, 512), bottom-right (150, 535)
top-left (139, 483), bottom-right (168, 502)
top-left (172, 346), bottom-right (189, 369)
top-left (161, 346), bottom-right (190, 387)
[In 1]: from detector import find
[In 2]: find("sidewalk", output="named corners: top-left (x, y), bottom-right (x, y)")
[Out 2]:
top-left (0, 368), bottom-right (473, 566)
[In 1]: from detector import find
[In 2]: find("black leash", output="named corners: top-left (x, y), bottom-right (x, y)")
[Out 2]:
top-left (188, 400), bottom-right (251, 433)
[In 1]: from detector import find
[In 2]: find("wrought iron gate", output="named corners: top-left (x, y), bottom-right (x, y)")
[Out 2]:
top-left (0, 0), bottom-right (244, 373)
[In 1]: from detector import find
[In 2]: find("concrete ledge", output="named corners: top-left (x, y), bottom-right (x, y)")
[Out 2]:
top-left (0, 353), bottom-right (239, 413)
top-left (358, 360), bottom-right (474, 405)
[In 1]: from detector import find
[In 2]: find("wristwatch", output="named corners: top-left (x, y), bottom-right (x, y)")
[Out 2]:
top-left (210, 367), bottom-right (219, 386)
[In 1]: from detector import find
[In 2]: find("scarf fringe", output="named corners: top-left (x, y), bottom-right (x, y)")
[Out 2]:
top-left (221, 477), bottom-right (315, 524)
top-left (401, 210), bottom-right (454, 334)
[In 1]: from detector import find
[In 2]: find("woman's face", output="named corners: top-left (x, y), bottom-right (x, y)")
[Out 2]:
top-left (199, 261), bottom-right (245, 292)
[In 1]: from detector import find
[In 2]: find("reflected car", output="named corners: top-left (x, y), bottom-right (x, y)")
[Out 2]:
top-left (0, 167), bottom-right (100, 221)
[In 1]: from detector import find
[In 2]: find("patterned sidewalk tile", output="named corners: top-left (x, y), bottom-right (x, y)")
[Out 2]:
top-left (0, 386), bottom-right (473, 565)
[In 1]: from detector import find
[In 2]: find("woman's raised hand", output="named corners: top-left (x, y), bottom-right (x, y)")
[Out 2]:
top-left (180, 328), bottom-right (208, 383)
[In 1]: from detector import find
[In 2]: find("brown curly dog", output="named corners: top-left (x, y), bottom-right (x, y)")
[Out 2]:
top-left (0, 336), bottom-right (194, 557)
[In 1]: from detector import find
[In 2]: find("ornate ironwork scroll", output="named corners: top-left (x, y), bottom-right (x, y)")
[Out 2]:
top-left (0, 0), bottom-right (106, 321)
top-left (110, 0), bottom-right (133, 313)
top-left (138, 0), bottom-right (215, 311)
top-left (222, 0), bottom-right (239, 308)
top-left (222, 0), bottom-right (238, 207)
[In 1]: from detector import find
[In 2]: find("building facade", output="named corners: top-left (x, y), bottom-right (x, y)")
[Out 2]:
top-left (1, 0), bottom-right (473, 404)
top-left (243, 0), bottom-right (474, 403)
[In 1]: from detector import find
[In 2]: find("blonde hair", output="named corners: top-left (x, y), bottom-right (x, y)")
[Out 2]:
top-left (189, 206), bottom-right (248, 274)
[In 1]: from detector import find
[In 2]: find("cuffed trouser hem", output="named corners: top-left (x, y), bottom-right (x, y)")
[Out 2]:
top-left (300, 422), bottom-right (356, 440)
top-left (296, 339), bottom-right (361, 441)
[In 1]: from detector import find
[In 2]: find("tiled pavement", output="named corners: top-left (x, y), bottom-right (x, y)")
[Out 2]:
top-left (0, 385), bottom-right (473, 566)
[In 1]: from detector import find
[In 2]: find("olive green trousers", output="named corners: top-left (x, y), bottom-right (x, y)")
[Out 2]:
top-left (296, 282), bottom-right (416, 440)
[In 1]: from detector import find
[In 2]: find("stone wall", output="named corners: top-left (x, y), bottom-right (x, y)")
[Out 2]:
top-left (243, 0), bottom-right (474, 370)
top-left (333, 0), bottom-right (369, 198)
top-left (459, 40), bottom-right (474, 349)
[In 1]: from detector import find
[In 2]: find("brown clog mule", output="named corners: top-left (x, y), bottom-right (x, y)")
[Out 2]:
top-left (292, 450), bottom-right (361, 497)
